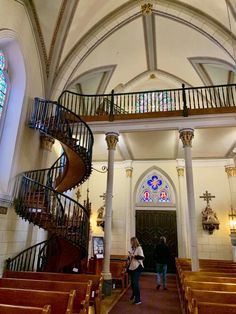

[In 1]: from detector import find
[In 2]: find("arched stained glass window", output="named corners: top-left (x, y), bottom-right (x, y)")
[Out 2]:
top-left (137, 172), bottom-right (171, 203)
top-left (135, 91), bottom-right (175, 113)
top-left (0, 50), bottom-right (8, 119)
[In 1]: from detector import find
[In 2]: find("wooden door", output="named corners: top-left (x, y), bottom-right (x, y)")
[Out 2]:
top-left (136, 210), bottom-right (178, 273)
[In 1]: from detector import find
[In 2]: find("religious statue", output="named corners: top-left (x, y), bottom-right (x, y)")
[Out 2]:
top-left (200, 190), bottom-right (220, 234)
top-left (96, 192), bottom-right (106, 231)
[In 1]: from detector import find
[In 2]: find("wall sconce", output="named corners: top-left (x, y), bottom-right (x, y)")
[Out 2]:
top-left (229, 207), bottom-right (236, 234)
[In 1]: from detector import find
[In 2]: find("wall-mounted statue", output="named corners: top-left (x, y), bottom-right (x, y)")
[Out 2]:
top-left (200, 190), bottom-right (220, 234)
top-left (96, 206), bottom-right (105, 230)
top-left (96, 192), bottom-right (106, 231)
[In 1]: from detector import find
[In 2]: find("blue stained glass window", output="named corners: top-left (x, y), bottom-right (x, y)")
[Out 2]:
top-left (138, 172), bottom-right (171, 203)
top-left (0, 50), bottom-right (7, 119)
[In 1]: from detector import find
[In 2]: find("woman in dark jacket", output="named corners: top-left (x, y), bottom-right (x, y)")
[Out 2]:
top-left (154, 236), bottom-right (170, 290)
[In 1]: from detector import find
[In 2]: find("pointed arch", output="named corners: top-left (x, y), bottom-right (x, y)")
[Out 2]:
top-left (134, 166), bottom-right (177, 208)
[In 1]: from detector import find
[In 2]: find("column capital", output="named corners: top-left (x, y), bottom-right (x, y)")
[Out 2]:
top-left (225, 165), bottom-right (236, 177)
top-left (105, 132), bottom-right (119, 150)
top-left (125, 167), bottom-right (133, 178)
top-left (177, 167), bottom-right (184, 177)
top-left (179, 128), bottom-right (194, 147)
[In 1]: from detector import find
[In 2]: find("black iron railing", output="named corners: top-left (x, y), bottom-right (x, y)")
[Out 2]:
top-left (58, 83), bottom-right (236, 119)
top-left (12, 96), bottom-right (93, 264)
top-left (30, 98), bottom-right (93, 172)
top-left (5, 239), bottom-right (50, 272)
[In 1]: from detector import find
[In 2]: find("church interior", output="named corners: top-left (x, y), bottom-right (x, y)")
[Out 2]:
top-left (1, 0), bottom-right (236, 313)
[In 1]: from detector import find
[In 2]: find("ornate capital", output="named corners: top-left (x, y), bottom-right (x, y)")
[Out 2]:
top-left (225, 166), bottom-right (236, 177)
top-left (40, 134), bottom-right (55, 151)
top-left (105, 132), bottom-right (119, 150)
top-left (141, 3), bottom-right (153, 16)
top-left (179, 128), bottom-right (194, 147)
top-left (177, 167), bottom-right (184, 177)
top-left (125, 167), bottom-right (133, 178)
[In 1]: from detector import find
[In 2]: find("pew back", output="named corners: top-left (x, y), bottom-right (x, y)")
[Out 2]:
top-left (0, 287), bottom-right (75, 314)
top-left (0, 278), bottom-right (91, 313)
top-left (195, 302), bottom-right (236, 314)
top-left (0, 304), bottom-right (51, 314)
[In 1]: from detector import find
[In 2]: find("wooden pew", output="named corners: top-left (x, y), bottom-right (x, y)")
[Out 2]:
top-left (194, 301), bottom-right (236, 314)
top-left (110, 261), bottom-right (126, 290)
top-left (0, 278), bottom-right (91, 314)
top-left (0, 288), bottom-right (75, 314)
top-left (4, 271), bottom-right (102, 314)
top-left (187, 289), bottom-right (236, 314)
top-left (0, 304), bottom-right (51, 314)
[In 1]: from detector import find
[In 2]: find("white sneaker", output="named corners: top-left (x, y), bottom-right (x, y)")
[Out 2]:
top-left (134, 301), bottom-right (142, 305)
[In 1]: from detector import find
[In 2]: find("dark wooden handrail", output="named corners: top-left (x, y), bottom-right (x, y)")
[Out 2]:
top-left (58, 83), bottom-right (236, 119)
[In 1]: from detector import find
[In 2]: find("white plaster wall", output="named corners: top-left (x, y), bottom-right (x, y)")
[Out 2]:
top-left (84, 159), bottom-right (232, 261)
top-left (193, 163), bottom-right (232, 260)
top-left (0, 0), bottom-right (47, 275)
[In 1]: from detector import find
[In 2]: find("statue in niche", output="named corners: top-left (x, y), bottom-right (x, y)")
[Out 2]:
top-left (200, 190), bottom-right (220, 234)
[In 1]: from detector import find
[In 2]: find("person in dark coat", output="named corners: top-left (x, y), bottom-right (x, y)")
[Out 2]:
top-left (153, 236), bottom-right (170, 290)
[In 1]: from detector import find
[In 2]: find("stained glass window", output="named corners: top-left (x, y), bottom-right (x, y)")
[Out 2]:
top-left (137, 172), bottom-right (171, 203)
top-left (0, 50), bottom-right (7, 119)
top-left (135, 91), bottom-right (175, 113)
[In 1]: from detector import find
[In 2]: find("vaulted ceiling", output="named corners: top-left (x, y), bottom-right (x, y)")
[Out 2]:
top-left (24, 0), bottom-right (236, 97)
top-left (24, 0), bottom-right (236, 161)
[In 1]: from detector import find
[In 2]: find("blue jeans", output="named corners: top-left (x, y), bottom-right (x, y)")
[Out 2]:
top-left (130, 267), bottom-right (142, 302)
top-left (156, 263), bottom-right (167, 288)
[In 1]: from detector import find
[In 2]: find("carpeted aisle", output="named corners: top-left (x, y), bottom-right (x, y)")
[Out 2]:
top-left (109, 274), bottom-right (181, 314)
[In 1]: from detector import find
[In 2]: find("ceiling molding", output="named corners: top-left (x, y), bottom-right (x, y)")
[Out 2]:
top-left (23, 0), bottom-right (47, 95)
top-left (143, 13), bottom-right (157, 70)
top-left (189, 56), bottom-right (236, 86)
top-left (227, 0), bottom-right (236, 21)
top-left (122, 69), bottom-right (192, 91)
top-left (46, 0), bottom-right (78, 98)
top-left (66, 65), bottom-right (117, 94)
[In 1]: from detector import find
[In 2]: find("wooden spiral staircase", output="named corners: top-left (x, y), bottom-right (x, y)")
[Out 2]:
top-left (8, 96), bottom-right (94, 273)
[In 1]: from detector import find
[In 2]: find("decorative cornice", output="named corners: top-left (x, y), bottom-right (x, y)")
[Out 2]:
top-left (141, 3), bottom-right (153, 16)
top-left (105, 132), bottom-right (119, 150)
top-left (176, 167), bottom-right (184, 177)
top-left (179, 128), bottom-right (194, 147)
top-left (225, 166), bottom-right (236, 177)
top-left (48, 0), bottom-right (67, 75)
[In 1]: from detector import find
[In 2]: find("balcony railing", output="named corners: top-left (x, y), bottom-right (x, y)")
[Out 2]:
top-left (58, 83), bottom-right (236, 121)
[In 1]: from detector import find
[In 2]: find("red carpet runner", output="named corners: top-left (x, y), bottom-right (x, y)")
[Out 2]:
top-left (109, 274), bottom-right (181, 314)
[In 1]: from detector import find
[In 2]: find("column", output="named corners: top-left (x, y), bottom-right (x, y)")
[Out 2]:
top-left (124, 161), bottom-right (133, 252)
top-left (176, 165), bottom-right (189, 258)
top-left (102, 132), bottom-right (119, 296)
top-left (225, 166), bottom-right (236, 261)
top-left (179, 128), bottom-right (199, 271)
top-left (225, 166), bottom-right (236, 211)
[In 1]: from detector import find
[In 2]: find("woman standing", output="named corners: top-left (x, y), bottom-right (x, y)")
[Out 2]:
top-left (128, 237), bottom-right (144, 305)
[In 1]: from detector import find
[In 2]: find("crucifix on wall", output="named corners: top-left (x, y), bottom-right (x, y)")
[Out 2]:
top-left (200, 190), bottom-right (219, 234)
top-left (199, 190), bottom-right (215, 206)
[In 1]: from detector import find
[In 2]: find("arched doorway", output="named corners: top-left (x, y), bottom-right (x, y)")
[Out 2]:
top-left (134, 167), bottom-right (178, 273)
